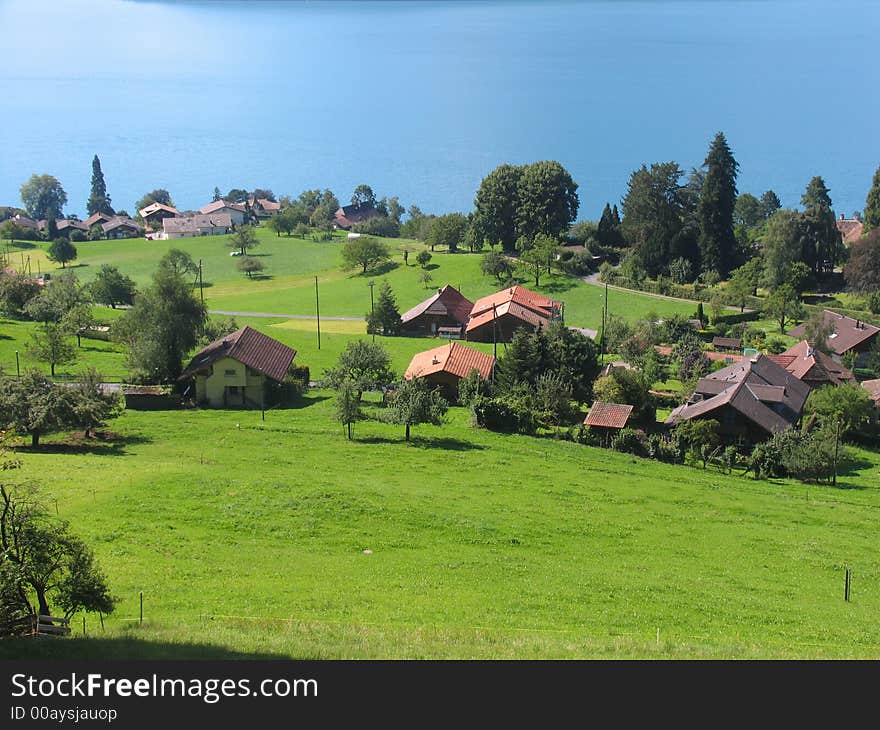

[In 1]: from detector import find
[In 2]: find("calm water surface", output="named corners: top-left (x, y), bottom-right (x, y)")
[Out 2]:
top-left (1, 0), bottom-right (877, 218)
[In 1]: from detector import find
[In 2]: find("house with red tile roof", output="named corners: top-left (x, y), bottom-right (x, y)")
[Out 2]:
top-left (666, 355), bottom-right (809, 442)
top-left (401, 285), bottom-right (473, 336)
top-left (248, 197), bottom-right (281, 218)
top-left (465, 285), bottom-right (562, 342)
top-left (179, 326), bottom-right (297, 408)
top-left (836, 215), bottom-right (863, 245)
top-left (768, 340), bottom-right (856, 389)
top-left (404, 341), bottom-right (495, 401)
top-left (788, 310), bottom-right (880, 365)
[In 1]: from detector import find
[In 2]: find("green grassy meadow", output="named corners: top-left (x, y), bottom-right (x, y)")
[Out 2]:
top-left (2, 398), bottom-right (880, 659)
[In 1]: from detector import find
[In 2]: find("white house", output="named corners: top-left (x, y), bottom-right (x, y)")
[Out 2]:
top-left (199, 200), bottom-right (247, 226)
top-left (161, 213), bottom-right (233, 239)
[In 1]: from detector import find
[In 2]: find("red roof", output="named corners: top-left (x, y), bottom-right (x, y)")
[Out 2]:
top-left (180, 326), bottom-right (296, 382)
top-left (836, 218), bottom-right (863, 245)
top-left (584, 402), bottom-right (634, 429)
top-left (401, 284), bottom-right (473, 327)
top-left (404, 341), bottom-right (495, 381)
top-left (469, 285), bottom-right (560, 320)
top-left (769, 340), bottom-right (856, 386)
top-left (200, 200), bottom-right (246, 215)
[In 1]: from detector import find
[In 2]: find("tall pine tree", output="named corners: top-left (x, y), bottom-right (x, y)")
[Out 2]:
top-left (596, 202), bottom-right (623, 247)
top-left (800, 176), bottom-right (842, 275)
top-left (697, 132), bottom-right (738, 278)
top-left (87, 155), bottom-right (114, 217)
top-left (863, 165), bottom-right (880, 233)
top-left (366, 281), bottom-right (402, 336)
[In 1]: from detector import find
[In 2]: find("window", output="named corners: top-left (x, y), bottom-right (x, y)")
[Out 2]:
top-left (224, 369), bottom-right (236, 377)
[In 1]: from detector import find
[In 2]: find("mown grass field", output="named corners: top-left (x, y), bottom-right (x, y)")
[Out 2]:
top-left (2, 398), bottom-right (880, 659)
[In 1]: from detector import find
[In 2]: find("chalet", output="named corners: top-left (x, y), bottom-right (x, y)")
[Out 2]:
top-left (665, 355), bottom-right (809, 443)
top-left (7, 214), bottom-right (40, 233)
top-left (333, 203), bottom-right (381, 230)
top-left (465, 286), bottom-right (562, 343)
top-left (788, 310), bottom-right (880, 366)
top-left (400, 285), bottom-right (474, 336)
top-left (101, 217), bottom-right (142, 240)
top-left (199, 200), bottom-right (247, 226)
top-left (161, 214), bottom-right (233, 239)
top-left (584, 402), bottom-right (634, 444)
top-left (836, 214), bottom-right (863, 245)
top-left (138, 202), bottom-right (180, 229)
top-left (404, 341), bottom-right (495, 401)
top-left (248, 197), bottom-right (281, 218)
top-left (39, 219), bottom-right (88, 238)
top-left (768, 340), bottom-right (856, 389)
top-left (83, 212), bottom-right (113, 229)
top-left (179, 326), bottom-right (297, 408)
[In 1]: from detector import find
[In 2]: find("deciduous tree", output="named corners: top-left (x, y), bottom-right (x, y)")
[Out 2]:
top-left (20, 174), bottom-right (67, 221)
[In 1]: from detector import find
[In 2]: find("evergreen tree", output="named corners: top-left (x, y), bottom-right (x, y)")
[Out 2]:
top-left (86, 155), bottom-right (114, 217)
top-left (596, 202), bottom-right (623, 246)
top-left (697, 132), bottom-right (739, 277)
top-left (759, 190), bottom-right (782, 219)
top-left (800, 176), bottom-right (842, 275)
top-left (494, 327), bottom-right (549, 393)
top-left (365, 281), bottom-right (402, 336)
top-left (863, 165), bottom-right (880, 233)
top-left (212, 186), bottom-right (222, 202)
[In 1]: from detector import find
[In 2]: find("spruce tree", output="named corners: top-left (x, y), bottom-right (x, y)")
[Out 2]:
top-left (800, 176), bottom-right (841, 275)
top-left (366, 281), bottom-right (402, 336)
top-left (760, 190), bottom-right (782, 220)
top-left (863, 165), bottom-right (880, 233)
top-left (697, 132), bottom-right (739, 278)
top-left (596, 203), bottom-right (622, 247)
top-left (87, 155), bottom-right (114, 217)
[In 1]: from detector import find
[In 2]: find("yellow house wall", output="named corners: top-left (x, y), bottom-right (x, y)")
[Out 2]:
top-left (195, 356), bottom-right (265, 407)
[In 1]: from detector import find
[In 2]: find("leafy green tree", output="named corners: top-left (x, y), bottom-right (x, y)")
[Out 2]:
top-left (428, 213), bottom-right (469, 252)
top-left (385, 377), bottom-right (448, 441)
top-left (89, 264), bottom-right (136, 308)
top-left (158, 248), bottom-right (198, 277)
top-left (308, 189), bottom-right (340, 227)
top-left (381, 196), bottom-right (405, 224)
top-left (366, 281), bottom-right (401, 336)
top-left (419, 271), bottom-right (433, 289)
top-left (472, 163), bottom-right (524, 252)
top-left (236, 256), bottom-right (265, 278)
top-left (212, 186), bottom-right (222, 202)
top-left (517, 245), bottom-right (547, 287)
top-left (734, 193), bottom-right (763, 229)
top-left (805, 384), bottom-right (874, 436)
top-left (62, 305), bottom-right (96, 347)
top-left (763, 283), bottom-right (804, 333)
top-left (514, 160), bottom-right (579, 243)
top-left (802, 310), bottom-right (835, 354)
top-left (697, 132), bottom-right (739, 277)
top-left (495, 328), bottom-right (549, 393)
top-left (86, 155), bottom-right (114, 217)
top-left (228, 225), bottom-right (258, 256)
top-left (761, 209), bottom-right (804, 290)
top-left (134, 189), bottom-right (173, 212)
top-left (26, 324), bottom-right (76, 376)
top-left (68, 367), bottom-right (123, 437)
top-left (0, 273), bottom-right (42, 317)
top-left (351, 184), bottom-right (377, 208)
top-left (415, 250), bottom-right (432, 268)
top-left (786, 261), bottom-right (813, 297)
top-left (668, 257), bottom-right (693, 284)
top-left (480, 250), bottom-right (513, 284)
top-left (334, 379), bottom-right (361, 440)
top-left (323, 340), bottom-right (394, 400)
top-left (674, 419), bottom-right (720, 469)
top-left (864, 165), bottom-right (880, 233)
top-left (47, 238), bottom-right (77, 269)
top-left (844, 228), bottom-right (880, 293)
top-left (341, 236), bottom-right (391, 274)
top-left (592, 368), bottom-right (655, 425)
top-left (759, 190), bottom-right (782, 220)
top-left (544, 321), bottom-right (599, 404)
top-left (0, 370), bottom-right (77, 446)
top-left (457, 368), bottom-right (491, 407)
top-left (113, 268), bottom-right (207, 382)
top-left (352, 216), bottom-right (400, 238)
top-left (20, 174), bottom-right (67, 221)
top-left (534, 371), bottom-right (574, 425)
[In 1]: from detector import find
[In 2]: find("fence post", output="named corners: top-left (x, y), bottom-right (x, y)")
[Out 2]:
top-left (845, 568), bottom-right (852, 602)
top-left (139, 591), bottom-right (144, 624)
top-left (82, 615), bottom-right (86, 636)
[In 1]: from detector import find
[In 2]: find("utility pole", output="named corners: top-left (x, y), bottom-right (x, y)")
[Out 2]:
top-left (198, 259), bottom-right (204, 303)
top-left (15, 350), bottom-right (20, 378)
top-left (369, 280), bottom-right (375, 343)
top-left (492, 302), bottom-right (497, 360)
top-left (315, 276), bottom-right (321, 350)
top-left (833, 417), bottom-right (841, 487)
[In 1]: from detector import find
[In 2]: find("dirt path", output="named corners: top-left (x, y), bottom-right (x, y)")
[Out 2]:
top-left (208, 309), bottom-right (362, 321)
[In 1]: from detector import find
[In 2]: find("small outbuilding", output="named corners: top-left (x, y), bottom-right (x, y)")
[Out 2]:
top-left (179, 326), bottom-right (297, 408)
top-left (404, 341), bottom-right (495, 401)
top-left (584, 402), bottom-right (634, 443)
top-left (712, 336), bottom-right (742, 352)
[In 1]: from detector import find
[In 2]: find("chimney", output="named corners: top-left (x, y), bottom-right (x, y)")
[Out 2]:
top-left (431, 356), bottom-right (440, 365)
top-left (841, 212), bottom-right (845, 220)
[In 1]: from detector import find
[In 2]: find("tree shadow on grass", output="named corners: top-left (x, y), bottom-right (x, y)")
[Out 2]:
top-left (423, 263), bottom-right (440, 271)
top-left (362, 261), bottom-right (400, 277)
top-left (8, 241), bottom-right (38, 250)
top-left (542, 278), bottom-right (578, 295)
top-left (25, 432), bottom-right (152, 457)
top-left (355, 435), bottom-right (484, 451)
top-left (248, 274), bottom-right (274, 281)
top-left (292, 395), bottom-right (330, 408)
top-left (0, 635), bottom-right (287, 661)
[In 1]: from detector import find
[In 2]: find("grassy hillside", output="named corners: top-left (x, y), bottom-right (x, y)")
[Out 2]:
top-left (2, 399), bottom-right (879, 659)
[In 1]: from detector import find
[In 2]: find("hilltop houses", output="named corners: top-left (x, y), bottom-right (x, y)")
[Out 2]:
top-left (404, 341), bottom-right (495, 401)
top-left (465, 286), bottom-right (562, 342)
top-left (179, 326), bottom-right (297, 408)
top-left (401, 285), bottom-right (473, 336)
top-left (200, 200), bottom-right (247, 226)
top-left (138, 202), bottom-right (180, 229)
top-left (248, 197), bottom-right (281, 219)
top-left (161, 214), bottom-right (233, 239)
top-left (788, 310), bottom-right (880, 366)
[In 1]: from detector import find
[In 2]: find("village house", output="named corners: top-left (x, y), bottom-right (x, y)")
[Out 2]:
top-left (400, 284), bottom-right (474, 336)
top-left (7, 214), bottom-right (40, 233)
top-left (38, 218), bottom-right (88, 238)
top-left (665, 355), bottom-right (810, 443)
top-left (179, 326), bottom-right (297, 408)
top-left (768, 340), bottom-right (856, 389)
top-left (465, 285), bottom-right (562, 343)
top-left (199, 200), bottom-right (247, 226)
top-left (333, 203), bottom-right (381, 230)
top-left (248, 197), bottom-right (281, 219)
top-left (138, 202), bottom-right (180, 230)
top-left (161, 213), bottom-right (233, 239)
top-left (101, 217), bottom-right (142, 240)
top-left (584, 402), bottom-right (634, 444)
top-left (836, 214), bottom-right (863, 245)
top-left (788, 310), bottom-right (880, 366)
top-left (83, 212), bottom-right (113, 229)
top-left (404, 341), bottom-right (495, 401)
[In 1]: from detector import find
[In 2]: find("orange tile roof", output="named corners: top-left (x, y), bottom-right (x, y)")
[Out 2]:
top-left (401, 284), bottom-right (473, 326)
top-left (465, 299), bottom-right (549, 333)
top-left (404, 341), bottom-right (495, 381)
top-left (584, 402), bottom-right (634, 429)
top-left (470, 285), bottom-right (560, 319)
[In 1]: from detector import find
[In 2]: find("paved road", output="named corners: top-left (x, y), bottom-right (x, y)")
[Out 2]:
top-left (208, 309), bottom-right (362, 321)
top-left (581, 273), bottom-right (752, 312)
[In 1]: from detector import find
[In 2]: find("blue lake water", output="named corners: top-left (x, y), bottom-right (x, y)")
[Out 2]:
top-left (1, 0), bottom-right (877, 220)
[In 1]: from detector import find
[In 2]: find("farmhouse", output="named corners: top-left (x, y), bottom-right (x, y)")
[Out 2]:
top-left (101, 217), bottom-right (142, 240)
top-left (200, 200), bottom-right (248, 226)
top-left (836, 214), bottom-right (863, 245)
top-left (788, 310), bottom-right (880, 365)
top-left (665, 355), bottom-right (809, 442)
top-left (333, 203), bottom-right (381, 230)
top-left (161, 214), bottom-right (233, 239)
top-left (7, 214), bottom-right (40, 232)
top-left (400, 284), bottom-right (473, 336)
top-left (179, 326), bottom-right (297, 408)
top-left (768, 340), bottom-right (856, 389)
top-left (39, 219), bottom-right (88, 237)
top-left (584, 402), bottom-right (634, 444)
top-left (138, 202), bottom-right (180, 229)
top-left (466, 286), bottom-right (562, 342)
top-left (404, 341), bottom-right (495, 401)
top-left (248, 197), bottom-right (281, 218)
top-left (83, 212), bottom-right (113, 229)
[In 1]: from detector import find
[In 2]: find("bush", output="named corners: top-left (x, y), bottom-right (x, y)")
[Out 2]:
top-left (646, 433), bottom-right (682, 463)
top-left (353, 216), bottom-right (400, 238)
top-left (610, 428), bottom-right (647, 456)
top-left (558, 249), bottom-right (595, 276)
top-left (471, 395), bottom-right (536, 435)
